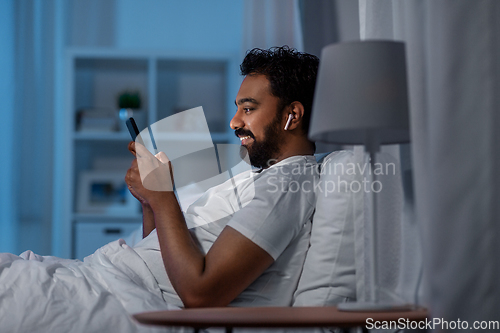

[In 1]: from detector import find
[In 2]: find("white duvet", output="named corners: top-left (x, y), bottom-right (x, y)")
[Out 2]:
top-left (0, 239), bottom-right (185, 333)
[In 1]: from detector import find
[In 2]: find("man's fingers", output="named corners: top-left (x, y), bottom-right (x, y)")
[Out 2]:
top-left (156, 151), bottom-right (174, 180)
top-left (128, 141), bottom-right (136, 156)
top-left (133, 144), bottom-right (174, 192)
top-left (133, 143), bottom-right (170, 164)
top-left (155, 151), bottom-right (170, 164)
top-left (135, 142), bottom-right (154, 158)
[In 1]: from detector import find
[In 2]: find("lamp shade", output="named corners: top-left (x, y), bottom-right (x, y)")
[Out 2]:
top-left (309, 41), bottom-right (410, 148)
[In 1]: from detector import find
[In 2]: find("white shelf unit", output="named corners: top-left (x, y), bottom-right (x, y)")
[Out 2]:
top-left (53, 48), bottom-right (239, 259)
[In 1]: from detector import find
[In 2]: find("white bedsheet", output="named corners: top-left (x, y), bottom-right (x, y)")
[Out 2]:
top-left (0, 239), bottom-right (184, 333)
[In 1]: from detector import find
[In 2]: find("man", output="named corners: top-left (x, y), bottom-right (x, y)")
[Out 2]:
top-left (125, 46), bottom-right (319, 308)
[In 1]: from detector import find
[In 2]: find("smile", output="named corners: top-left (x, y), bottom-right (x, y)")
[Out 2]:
top-left (239, 136), bottom-right (253, 145)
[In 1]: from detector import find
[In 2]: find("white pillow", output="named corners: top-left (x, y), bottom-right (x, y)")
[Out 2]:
top-left (293, 150), bottom-right (360, 306)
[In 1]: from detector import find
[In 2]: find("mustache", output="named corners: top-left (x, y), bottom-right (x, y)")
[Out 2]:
top-left (234, 128), bottom-right (254, 139)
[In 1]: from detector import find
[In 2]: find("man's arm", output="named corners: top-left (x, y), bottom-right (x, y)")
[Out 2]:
top-left (141, 204), bottom-right (155, 238)
top-left (126, 142), bottom-right (156, 238)
top-left (126, 142), bottom-right (274, 307)
top-left (149, 191), bottom-right (274, 308)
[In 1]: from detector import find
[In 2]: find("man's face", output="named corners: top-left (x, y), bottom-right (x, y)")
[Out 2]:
top-left (231, 74), bottom-right (285, 169)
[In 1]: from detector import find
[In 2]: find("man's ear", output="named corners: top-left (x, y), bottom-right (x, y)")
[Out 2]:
top-left (283, 101), bottom-right (305, 131)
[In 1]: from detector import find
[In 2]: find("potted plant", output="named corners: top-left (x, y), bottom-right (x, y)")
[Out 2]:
top-left (117, 91), bottom-right (145, 131)
top-left (118, 91), bottom-right (141, 110)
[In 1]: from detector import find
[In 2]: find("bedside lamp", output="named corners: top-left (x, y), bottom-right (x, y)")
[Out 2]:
top-left (309, 40), bottom-right (411, 311)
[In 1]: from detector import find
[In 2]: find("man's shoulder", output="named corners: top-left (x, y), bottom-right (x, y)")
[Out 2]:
top-left (260, 155), bottom-right (318, 181)
top-left (248, 155), bottom-right (318, 206)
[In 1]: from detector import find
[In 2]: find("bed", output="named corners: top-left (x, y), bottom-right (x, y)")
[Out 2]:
top-left (0, 150), bottom-right (361, 332)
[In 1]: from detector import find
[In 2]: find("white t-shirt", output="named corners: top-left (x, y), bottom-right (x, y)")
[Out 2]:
top-left (133, 155), bottom-right (318, 307)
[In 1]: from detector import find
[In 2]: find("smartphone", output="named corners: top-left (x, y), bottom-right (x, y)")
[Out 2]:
top-left (126, 117), bottom-right (158, 154)
top-left (126, 117), bottom-right (140, 141)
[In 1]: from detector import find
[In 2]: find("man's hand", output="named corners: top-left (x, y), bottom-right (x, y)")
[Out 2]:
top-left (125, 141), bottom-right (174, 207)
top-left (126, 141), bottom-right (174, 238)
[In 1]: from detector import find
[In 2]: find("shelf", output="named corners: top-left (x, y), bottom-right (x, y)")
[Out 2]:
top-left (74, 221), bottom-right (142, 260)
top-left (74, 131), bottom-right (231, 142)
top-left (73, 213), bottom-right (143, 221)
top-left (211, 133), bottom-right (232, 142)
top-left (53, 49), bottom-right (238, 259)
top-left (146, 132), bottom-right (230, 142)
top-left (74, 131), bottom-right (132, 141)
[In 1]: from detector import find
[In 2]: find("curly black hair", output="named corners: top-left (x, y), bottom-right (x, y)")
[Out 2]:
top-left (240, 46), bottom-right (319, 134)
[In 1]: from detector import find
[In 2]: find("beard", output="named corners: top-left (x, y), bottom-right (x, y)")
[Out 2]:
top-left (236, 113), bottom-right (284, 169)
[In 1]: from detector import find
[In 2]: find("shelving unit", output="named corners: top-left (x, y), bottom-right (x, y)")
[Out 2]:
top-left (53, 48), bottom-right (239, 259)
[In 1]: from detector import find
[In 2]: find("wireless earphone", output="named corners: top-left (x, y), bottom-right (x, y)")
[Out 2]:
top-left (284, 114), bottom-right (294, 130)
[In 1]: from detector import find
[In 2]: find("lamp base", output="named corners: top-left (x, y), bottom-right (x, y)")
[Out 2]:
top-left (337, 302), bottom-right (415, 312)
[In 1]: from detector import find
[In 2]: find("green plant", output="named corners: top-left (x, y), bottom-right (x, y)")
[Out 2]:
top-left (117, 91), bottom-right (141, 109)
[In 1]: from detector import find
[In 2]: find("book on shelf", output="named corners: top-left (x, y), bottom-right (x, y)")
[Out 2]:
top-left (76, 108), bottom-right (118, 132)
